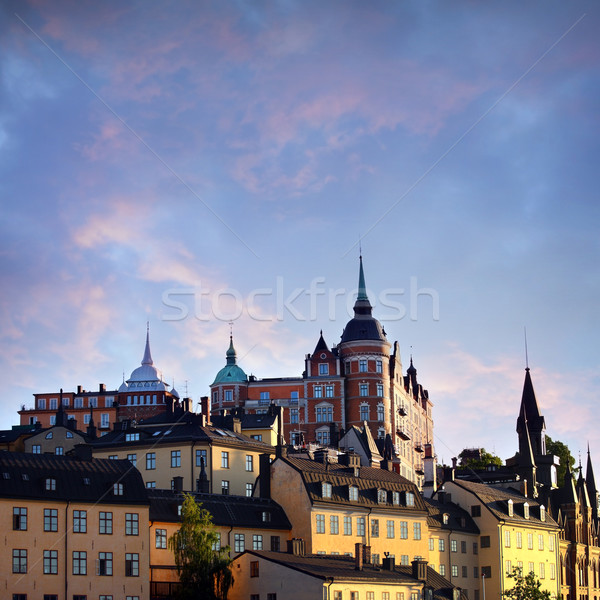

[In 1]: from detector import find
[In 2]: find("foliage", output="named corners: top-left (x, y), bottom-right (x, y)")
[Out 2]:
top-left (546, 435), bottom-right (575, 487)
top-left (503, 567), bottom-right (551, 600)
top-left (168, 493), bottom-right (234, 600)
top-left (457, 448), bottom-right (503, 470)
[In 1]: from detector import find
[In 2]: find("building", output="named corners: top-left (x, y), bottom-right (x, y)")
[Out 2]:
top-left (148, 488), bottom-right (292, 599)
top-left (90, 405), bottom-right (274, 496)
top-left (0, 450), bottom-right (150, 600)
top-left (210, 256), bottom-right (435, 487)
top-left (230, 545), bottom-right (464, 600)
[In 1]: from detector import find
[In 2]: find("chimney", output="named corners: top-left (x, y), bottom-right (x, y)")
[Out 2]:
top-left (200, 396), bottom-right (209, 422)
top-left (355, 542), bottom-right (363, 571)
top-left (166, 396), bottom-right (174, 414)
top-left (452, 457), bottom-right (457, 469)
top-left (259, 454), bottom-right (271, 499)
top-left (521, 479), bottom-right (528, 498)
top-left (412, 559), bottom-right (428, 582)
top-left (99, 383), bottom-right (106, 393)
top-left (173, 476), bottom-right (184, 494)
top-left (382, 554), bottom-right (395, 571)
top-left (67, 417), bottom-right (77, 431)
top-left (287, 538), bottom-right (305, 556)
top-left (181, 397), bottom-right (191, 412)
top-left (232, 417), bottom-right (242, 435)
top-left (77, 385), bottom-right (82, 395)
top-left (362, 545), bottom-right (372, 565)
top-left (72, 444), bottom-right (92, 461)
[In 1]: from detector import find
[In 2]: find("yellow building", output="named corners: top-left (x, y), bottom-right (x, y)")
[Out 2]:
top-left (91, 406), bottom-right (274, 496)
top-left (230, 544), bottom-right (464, 600)
top-left (147, 489), bottom-right (292, 599)
top-left (0, 450), bottom-right (149, 600)
top-left (440, 479), bottom-right (561, 600)
top-left (265, 450), bottom-right (430, 565)
top-left (425, 495), bottom-right (481, 599)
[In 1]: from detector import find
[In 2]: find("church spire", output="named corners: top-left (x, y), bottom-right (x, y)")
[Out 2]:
top-left (226, 335), bottom-right (237, 366)
top-left (142, 322), bottom-right (154, 366)
top-left (353, 255), bottom-right (373, 316)
top-left (516, 367), bottom-right (546, 456)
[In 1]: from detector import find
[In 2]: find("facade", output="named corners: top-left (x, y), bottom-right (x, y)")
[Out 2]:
top-left (148, 489), bottom-right (292, 599)
top-left (210, 257), bottom-right (435, 487)
top-left (90, 406), bottom-right (274, 496)
top-left (230, 547), bottom-right (464, 600)
top-left (0, 450), bottom-right (149, 600)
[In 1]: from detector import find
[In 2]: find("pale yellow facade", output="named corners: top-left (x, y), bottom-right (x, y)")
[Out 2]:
top-left (1, 496), bottom-right (149, 599)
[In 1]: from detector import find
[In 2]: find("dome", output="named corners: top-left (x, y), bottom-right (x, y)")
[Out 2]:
top-left (125, 327), bottom-right (169, 391)
top-left (212, 336), bottom-right (247, 385)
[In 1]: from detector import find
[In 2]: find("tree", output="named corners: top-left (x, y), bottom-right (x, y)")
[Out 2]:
top-left (503, 567), bottom-right (551, 600)
top-left (169, 493), bottom-right (234, 600)
top-left (457, 448), bottom-right (503, 470)
top-left (545, 435), bottom-right (575, 487)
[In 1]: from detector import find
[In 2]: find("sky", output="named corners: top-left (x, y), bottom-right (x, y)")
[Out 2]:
top-left (1, 1), bottom-right (598, 468)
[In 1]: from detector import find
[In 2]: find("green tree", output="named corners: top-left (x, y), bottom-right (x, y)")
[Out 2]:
top-left (457, 448), bottom-right (503, 470)
top-left (169, 493), bottom-right (234, 600)
top-left (503, 567), bottom-right (551, 600)
top-left (545, 435), bottom-right (575, 487)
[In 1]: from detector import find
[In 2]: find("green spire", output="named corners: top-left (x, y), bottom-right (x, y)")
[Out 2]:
top-left (357, 255), bottom-right (368, 302)
top-left (226, 335), bottom-right (237, 365)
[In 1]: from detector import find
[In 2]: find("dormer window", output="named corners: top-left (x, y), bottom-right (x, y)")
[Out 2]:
top-left (349, 486), bottom-right (358, 501)
top-left (507, 499), bottom-right (514, 517)
top-left (322, 482), bottom-right (332, 498)
top-left (113, 483), bottom-right (124, 496)
top-left (405, 491), bottom-right (415, 507)
top-left (523, 502), bottom-right (530, 519)
top-left (66, 431), bottom-right (73, 439)
top-left (319, 363), bottom-right (329, 375)
top-left (45, 431), bottom-right (53, 439)
top-left (540, 505), bottom-right (545, 521)
top-left (443, 513), bottom-right (449, 525)
top-left (45, 478), bottom-right (56, 491)
top-left (378, 489), bottom-right (387, 504)
top-left (393, 491), bottom-right (400, 505)
top-left (125, 433), bottom-right (140, 442)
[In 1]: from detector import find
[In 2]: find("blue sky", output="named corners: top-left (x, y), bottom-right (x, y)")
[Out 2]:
top-left (1, 1), bottom-right (598, 466)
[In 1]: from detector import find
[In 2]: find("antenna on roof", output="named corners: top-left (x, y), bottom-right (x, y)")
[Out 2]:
top-left (184, 380), bottom-right (189, 396)
top-left (359, 236), bottom-right (362, 258)
top-left (524, 326), bottom-right (529, 370)
top-left (229, 321), bottom-right (234, 337)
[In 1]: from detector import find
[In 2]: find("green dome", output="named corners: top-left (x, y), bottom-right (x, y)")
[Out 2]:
top-left (212, 336), bottom-right (248, 384)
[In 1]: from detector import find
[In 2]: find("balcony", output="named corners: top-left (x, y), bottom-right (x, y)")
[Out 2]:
top-left (398, 404), bottom-right (407, 416)
top-left (415, 464), bottom-right (425, 476)
top-left (415, 443), bottom-right (424, 453)
top-left (397, 428), bottom-right (410, 441)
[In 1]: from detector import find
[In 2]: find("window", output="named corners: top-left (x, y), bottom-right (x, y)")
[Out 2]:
top-left (101, 413), bottom-right (109, 428)
top-left (439, 539), bottom-right (445, 551)
top-left (12, 549), bottom-right (27, 573)
top-left (170, 450), bottom-right (181, 468)
top-left (221, 480), bottom-right (229, 495)
top-left (461, 540), bottom-right (467, 553)
top-left (314, 385), bottom-right (323, 398)
top-left (399, 521), bottom-right (408, 539)
top-left (538, 534), bottom-right (544, 550)
top-left (506, 560), bottom-right (513, 575)
top-left (108, 455), bottom-right (118, 460)
top-left (99, 597), bottom-right (113, 600)
top-left (473, 542), bottom-right (478, 554)
top-left (523, 502), bottom-right (530, 519)
top-left (360, 404), bottom-right (369, 421)
top-left (349, 486), bottom-right (358, 501)
top-left (371, 519), bottom-right (379, 537)
top-left (234, 534), bottom-right (245, 553)
top-left (387, 520), bottom-right (395, 538)
top-left (73, 550), bottom-right (87, 575)
top-left (271, 536), bottom-right (280, 552)
top-left (548, 534), bottom-right (555, 551)
top-left (55, 446), bottom-right (64, 455)
top-left (45, 478), bottom-right (56, 491)
top-left (377, 489), bottom-right (387, 504)
top-left (290, 408), bottom-right (299, 423)
top-left (125, 553), bottom-right (139, 576)
top-left (126, 453), bottom-right (137, 466)
top-left (146, 452), bottom-right (156, 470)
top-left (550, 563), bottom-right (556, 580)
top-left (74, 596), bottom-right (87, 600)
top-left (443, 513), bottom-right (449, 525)
top-left (113, 483), bottom-right (123, 496)
top-left (440, 565), bottom-right (446, 577)
top-left (32, 444), bottom-right (41, 454)
top-left (253, 535), bottom-right (263, 550)
top-left (528, 562), bottom-right (535, 575)
top-left (316, 405), bottom-right (333, 422)
top-left (540, 505), bottom-right (546, 521)
top-left (344, 516), bottom-right (353, 535)
top-left (88, 397), bottom-right (97, 408)
top-left (43, 549), bottom-right (58, 574)
top-left (98, 552), bottom-right (112, 575)
top-left (325, 385), bottom-right (334, 398)
top-left (505, 530), bottom-right (511, 547)
top-left (196, 449), bottom-right (207, 467)
top-left (474, 567), bottom-right (479, 578)
top-left (507, 499), bottom-right (514, 517)
top-left (359, 384), bottom-right (368, 397)
top-left (527, 533), bottom-right (534, 550)
top-left (429, 538), bottom-right (435, 551)
top-left (44, 508), bottom-right (58, 531)
top-left (413, 522), bottom-right (421, 540)
top-left (451, 540), bottom-right (458, 552)
top-left (376, 383), bottom-right (384, 397)
top-left (481, 566), bottom-right (491, 579)
top-left (146, 481), bottom-right (156, 488)
top-left (156, 528), bottom-right (167, 549)
top-left (405, 491), bottom-right (415, 506)
top-left (319, 363), bottom-right (329, 375)
top-left (267, 595), bottom-right (277, 600)
top-left (357, 516), bottom-right (366, 536)
top-left (452, 565), bottom-right (458, 578)
top-left (359, 359), bottom-right (368, 372)
top-left (99, 512), bottom-right (112, 534)
top-left (38, 398), bottom-right (46, 409)
top-left (224, 390), bottom-right (233, 402)
top-left (367, 593), bottom-right (375, 600)
top-left (212, 533), bottom-right (221, 551)
top-left (245, 455), bottom-right (254, 471)
top-left (516, 531), bottom-right (522, 548)
top-left (50, 397), bottom-right (58, 410)
top-left (13, 507), bottom-right (27, 530)
top-left (125, 513), bottom-right (139, 535)
top-left (221, 452), bottom-right (229, 468)
top-left (321, 481), bottom-right (333, 498)
top-left (330, 515), bottom-right (339, 534)
top-left (462, 566), bottom-right (468, 578)
top-left (250, 560), bottom-right (259, 577)
top-left (73, 510), bottom-right (87, 533)
top-left (246, 483), bottom-right (253, 497)
top-left (316, 514), bottom-right (325, 533)
top-left (376, 359), bottom-right (383, 373)
top-left (260, 391), bottom-right (270, 400)
top-left (480, 535), bottom-right (490, 548)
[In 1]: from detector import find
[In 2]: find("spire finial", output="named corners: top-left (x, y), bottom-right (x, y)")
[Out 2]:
top-left (229, 320), bottom-right (233, 338)
top-left (524, 326), bottom-right (529, 370)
